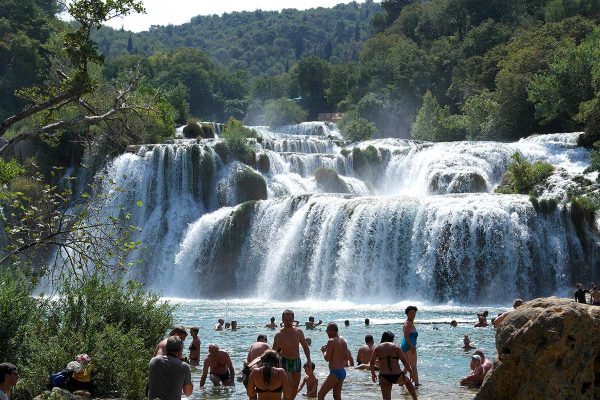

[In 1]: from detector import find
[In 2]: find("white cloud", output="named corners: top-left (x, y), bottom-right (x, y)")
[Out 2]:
top-left (104, 0), bottom-right (367, 32)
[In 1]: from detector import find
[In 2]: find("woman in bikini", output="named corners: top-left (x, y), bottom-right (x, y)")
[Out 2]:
top-left (247, 350), bottom-right (292, 400)
top-left (370, 331), bottom-right (417, 400)
top-left (402, 305), bottom-right (419, 385)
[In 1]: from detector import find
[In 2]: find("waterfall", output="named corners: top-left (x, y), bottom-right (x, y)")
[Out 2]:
top-left (96, 127), bottom-right (598, 301)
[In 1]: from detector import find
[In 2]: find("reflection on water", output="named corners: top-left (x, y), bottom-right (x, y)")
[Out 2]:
top-left (168, 299), bottom-right (503, 399)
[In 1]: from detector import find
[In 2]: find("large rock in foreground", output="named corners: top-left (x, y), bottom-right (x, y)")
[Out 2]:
top-left (476, 297), bottom-right (600, 400)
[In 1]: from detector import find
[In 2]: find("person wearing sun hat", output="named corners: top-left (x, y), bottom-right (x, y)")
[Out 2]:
top-left (459, 354), bottom-right (485, 387)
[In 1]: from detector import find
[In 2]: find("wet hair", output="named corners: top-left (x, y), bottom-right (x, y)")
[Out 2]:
top-left (190, 326), bottom-right (199, 334)
top-left (0, 363), bottom-right (17, 384)
top-left (218, 319), bottom-right (225, 324)
top-left (166, 336), bottom-right (183, 354)
top-left (344, 320), bottom-right (350, 326)
top-left (282, 309), bottom-right (295, 320)
top-left (270, 317), bottom-right (275, 322)
top-left (381, 331), bottom-right (395, 343)
top-left (257, 334), bottom-right (268, 342)
top-left (170, 326), bottom-right (188, 338)
top-left (261, 350), bottom-right (279, 384)
top-left (513, 299), bottom-right (523, 308)
top-left (405, 306), bottom-right (418, 315)
top-left (365, 334), bottom-right (374, 344)
top-left (327, 322), bottom-right (338, 332)
top-left (309, 316), bottom-right (315, 322)
top-left (364, 318), bottom-right (370, 325)
top-left (450, 320), bottom-right (458, 327)
top-left (482, 310), bottom-right (489, 318)
top-left (304, 362), bottom-right (316, 371)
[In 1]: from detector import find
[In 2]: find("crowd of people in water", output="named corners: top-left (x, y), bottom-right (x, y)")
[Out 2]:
top-left (2, 284), bottom-right (597, 400)
top-left (145, 305), bottom-right (506, 400)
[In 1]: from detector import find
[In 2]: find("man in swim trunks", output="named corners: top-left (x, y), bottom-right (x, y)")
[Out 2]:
top-left (273, 309), bottom-right (311, 398)
top-left (153, 327), bottom-right (188, 357)
top-left (318, 323), bottom-right (348, 400)
top-left (200, 344), bottom-right (235, 387)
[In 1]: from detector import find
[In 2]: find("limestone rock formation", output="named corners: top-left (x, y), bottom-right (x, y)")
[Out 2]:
top-left (475, 297), bottom-right (600, 400)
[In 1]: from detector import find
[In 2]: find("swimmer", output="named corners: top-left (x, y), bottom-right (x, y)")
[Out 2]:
top-left (365, 318), bottom-right (370, 326)
top-left (215, 319), bottom-right (225, 331)
top-left (297, 362), bottom-right (318, 398)
top-left (318, 323), bottom-right (348, 400)
top-left (265, 317), bottom-right (278, 329)
top-left (200, 344), bottom-right (235, 387)
top-left (462, 335), bottom-right (475, 351)
top-left (450, 320), bottom-right (458, 328)
top-left (459, 354), bottom-right (485, 387)
top-left (370, 331), bottom-right (417, 400)
top-left (344, 320), bottom-right (350, 327)
top-left (154, 327), bottom-right (188, 357)
top-left (305, 316), bottom-right (323, 330)
top-left (247, 335), bottom-right (271, 364)
top-left (189, 327), bottom-right (201, 366)
top-left (273, 309), bottom-right (311, 398)
top-left (356, 334), bottom-right (377, 370)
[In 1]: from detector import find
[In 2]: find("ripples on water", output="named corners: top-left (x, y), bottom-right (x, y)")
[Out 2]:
top-left (169, 299), bottom-right (502, 399)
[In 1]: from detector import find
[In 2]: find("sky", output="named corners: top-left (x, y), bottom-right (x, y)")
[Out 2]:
top-left (104, 0), bottom-right (367, 32)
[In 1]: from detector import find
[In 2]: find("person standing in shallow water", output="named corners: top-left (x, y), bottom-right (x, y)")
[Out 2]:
top-left (189, 327), bottom-right (201, 366)
top-left (401, 306), bottom-right (419, 386)
top-left (272, 309), bottom-right (311, 399)
top-left (246, 350), bottom-right (292, 400)
top-left (318, 322), bottom-right (348, 400)
top-left (370, 331), bottom-right (417, 400)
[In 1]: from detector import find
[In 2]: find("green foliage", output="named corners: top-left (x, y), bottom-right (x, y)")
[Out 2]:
top-left (15, 275), bottom-right (173, 399)
top-left (340, 117), bottom-right (376, 142)
top-left (351, 145), bottom-right (383, 183)
top-left (93, 2), bottom-right (382, 76)
top-left (411, 91), bottom-right (466, 141)
top-left (0, 158), bottom-right (25, 186)
top-left (183, 119), bottom-right (201, 138)
top-left (262, 98), bottom-right (307, 128)
top-left (221, 118), bottom-right (257, 165)
top-left (291, 56), bottom-right (332, 119)
top-left (495, 153), bottom-right (555, 195)
top-left (232, 166), bottom-right (267, 203)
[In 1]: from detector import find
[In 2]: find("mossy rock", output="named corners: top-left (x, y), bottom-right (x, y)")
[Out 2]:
top-left (257, 153), bottom-right (270, 173)
top-left (233, 166), bottom-right (268, 203)
top-left (213, 141), bottom-right (230, 161)
top-left (352, 145), bottom-right (382, 182)
top-left (183, 121), bottom-right (202, 138)
top-left (449, 171), bottom-right (488, 193)
top-left (314, 167), bottom-right (349, 194)
top-left (200, 123), bottom-right (215, 139)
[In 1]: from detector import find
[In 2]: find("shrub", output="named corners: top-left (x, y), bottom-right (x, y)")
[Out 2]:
top-left (257, 153), bottom-right (270, 173)
top-left (340, 117), bottom-right (376, 142)
top-left (0, 158), bottom-right (25, 186)
top-left (233, 166), bottom-right (268, 203)
top-left (182, 118), bottom-right (202, 138)
top-left (221, 118), bottom-right (257, 165)
top-left (263, 98), bottom-right (308, 128)
top-left (495, 152), bottom-right (554, 195)
top-left (17, 275), bottom-right (174, 399)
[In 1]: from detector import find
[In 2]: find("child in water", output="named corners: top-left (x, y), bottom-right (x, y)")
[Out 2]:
top-left (297, 362), bottom-right (318, 398)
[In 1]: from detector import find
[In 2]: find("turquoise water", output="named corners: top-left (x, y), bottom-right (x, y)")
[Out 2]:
top-left (169, 298), bottom-right (503, 399)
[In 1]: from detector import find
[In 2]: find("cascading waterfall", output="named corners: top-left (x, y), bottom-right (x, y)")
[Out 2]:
top-left (97, 124), bottom-right (598, 301)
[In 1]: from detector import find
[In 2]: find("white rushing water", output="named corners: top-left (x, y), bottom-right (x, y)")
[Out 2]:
top-left (96, 126), bottom-right (598, 301)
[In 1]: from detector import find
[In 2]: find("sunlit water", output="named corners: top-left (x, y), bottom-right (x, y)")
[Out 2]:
top-left (168, 298), bottom-right (504, 399)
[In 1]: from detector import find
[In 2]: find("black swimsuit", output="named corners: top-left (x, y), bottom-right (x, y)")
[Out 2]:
top-left (378, 354), bottom-right (405, 384)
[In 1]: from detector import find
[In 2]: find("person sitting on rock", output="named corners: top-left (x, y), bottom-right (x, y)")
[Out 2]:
top-left (493, 299), bottom-right (524, 328)
top-left (460, 354), bottom-right (485, 386)
top-left (574, 283), bottom-right (589, 304)
top-left (590, 285), bottom-right (600, 306)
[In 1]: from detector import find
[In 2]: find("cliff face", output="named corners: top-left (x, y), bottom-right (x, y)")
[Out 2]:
top-left (476, 297), bottom-right (600, 400)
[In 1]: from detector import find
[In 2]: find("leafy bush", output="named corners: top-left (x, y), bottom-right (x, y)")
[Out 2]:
top-left (340, 117), bottom-right (376, 142)
top-left (263, 98), bottom-right (307, 128)
top-left (221, 118), bottom-right (257, 165)
top-left (0, 159), bottom-right (25, 186)
top-left (411, 91), bottom-right (466, 142)
top-left (13, 275), bottom-right (174, 399)
top-left (182, 118), bottom-right (202, 138)
top-left (495, 153), bottom-right (555, 195)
